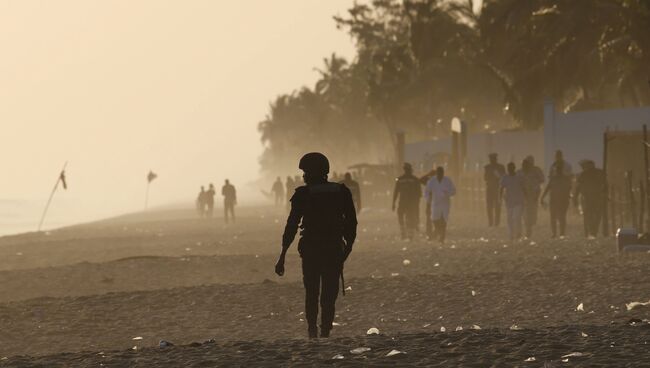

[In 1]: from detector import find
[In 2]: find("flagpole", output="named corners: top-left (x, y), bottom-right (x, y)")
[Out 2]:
top-left (144, 181), bottom-right (150, 211)
top-left (38, 161), bottom-right (67, 232)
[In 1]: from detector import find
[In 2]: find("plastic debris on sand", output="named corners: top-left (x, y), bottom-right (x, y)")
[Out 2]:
top-left (350, 347), bottom-right (371, 355)
top-left (626, 300), bottom-right (650, 311)
top-left (386, 349), bottom-right (406, 357)
top-left (366, 327), bottom-right (380, 335)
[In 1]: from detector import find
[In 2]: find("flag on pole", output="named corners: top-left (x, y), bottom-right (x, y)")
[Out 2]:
top-left (60, 170), bottom-right (67, 190)
top-left (147, 171), bottom-right (157, 183)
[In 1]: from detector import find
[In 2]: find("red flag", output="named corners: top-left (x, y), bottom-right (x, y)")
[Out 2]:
top-left (147, 171), bottom-right (158, 183)
top-left (60, 170), bottom-right (67, 190)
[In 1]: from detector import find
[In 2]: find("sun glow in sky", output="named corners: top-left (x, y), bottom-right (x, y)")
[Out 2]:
top-left (0, 1), bottom-right (356, 224)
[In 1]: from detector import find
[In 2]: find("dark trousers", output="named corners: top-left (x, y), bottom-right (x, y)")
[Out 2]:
top-left (550, 198), bottom-right (569, 237)
top-left (582, 198), bottom-right (603, 237)
top-left (486, 188), bottom-right (501, 227)
top-left (397, 203), bottom-right (418, 239)
top-left (224, 201), bottom-right (235, 223)
top-left (425, 203), bottom-right (433, 239)
top-left (302, 256), bottom-right (340, 332)
top-left (433, 218), bottom-right (447, 243)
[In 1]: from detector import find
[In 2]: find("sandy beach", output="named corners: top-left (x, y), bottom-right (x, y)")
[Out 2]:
top-left (0, 206), bottom-right (648, 367)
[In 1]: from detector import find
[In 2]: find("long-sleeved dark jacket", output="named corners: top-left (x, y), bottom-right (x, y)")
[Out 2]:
top-left (282, 182), bottom-right (357, 256)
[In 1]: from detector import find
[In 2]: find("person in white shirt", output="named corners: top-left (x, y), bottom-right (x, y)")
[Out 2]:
top-left (425, 166), bottom-right (456, 243)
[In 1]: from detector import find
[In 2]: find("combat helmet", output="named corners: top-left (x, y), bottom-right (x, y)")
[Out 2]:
top-left (299, 152), bottom-right (330, 175)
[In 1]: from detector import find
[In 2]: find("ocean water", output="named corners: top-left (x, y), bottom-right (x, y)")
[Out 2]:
top-left (0, 198), bottom-right (129, 236)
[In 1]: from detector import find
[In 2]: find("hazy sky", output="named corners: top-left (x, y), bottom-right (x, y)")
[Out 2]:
top-left (0, 1), bottom-right (356, 219)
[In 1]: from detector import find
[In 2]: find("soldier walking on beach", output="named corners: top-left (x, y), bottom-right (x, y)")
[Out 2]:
top-left (518, 156), bottom-right (545, 238)
top-left (272, 177), bottom-right (285, 207)
top-left (574, 160), bottom-right (606, 238)
top-left (274, 152), bottom-right (357, 339)
top-left (484, 153), bottom-right (506, 227)
top-left (392, 163), bottom-right (422, 240)
top-left (425, 166), bottom-right (456, 243)
top-left (341, 172), bottom-right (362, 214)
top-left (222, 179), bottom-right (237, 224)
top-left (205, 183), bottom-right (216, 218)
top-left (541, 160), bottom-right (572, 239)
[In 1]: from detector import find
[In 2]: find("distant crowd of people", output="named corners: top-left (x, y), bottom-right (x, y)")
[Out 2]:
top-left (267, 149), bottom-right (604, 244)
top-left (196, 180), bottom-right (237, 223)
top-left (393, 149), bottom-right (606, 243)
top-left (270, 173), bottom-right (362, 214)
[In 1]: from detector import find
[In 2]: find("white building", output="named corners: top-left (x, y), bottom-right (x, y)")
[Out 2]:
top-left (404, 101), bottom-right (650, 173)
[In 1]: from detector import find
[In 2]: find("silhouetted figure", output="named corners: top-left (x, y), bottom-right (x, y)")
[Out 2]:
top-left (340, 172), bottom-right (362, 214)
top-left (518, 156), bottom-right (545, 238)
top-left (222, 179), bottom-right (237, 224)
top-left (274, 152), bottom-right (357, 339)
top-left (541, 161), bottom-right (572, 238)
top-left (425, 166), bottom-right (456, 243)
top-left (548, 150), bottom-right (573, 177)
top-left (484, 153), bottom-right (506, 227)
top-left (574, 160), bottom-right (606, 238)
top-left (392, 163), bottom-right (421, 240)
top-left (196, 186), bottom-right (207, 217)
top-left (419, 167), bottom-right (437, 240)
top-left (205, 183), bottom-right (216, 218)
top-left (500, 162), bottom-right (526, 242)
top-left (272, 177), bottom-right (285, 207)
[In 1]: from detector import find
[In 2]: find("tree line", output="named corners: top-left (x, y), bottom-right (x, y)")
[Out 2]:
top-left (258, 0), bottom-right (650, 175)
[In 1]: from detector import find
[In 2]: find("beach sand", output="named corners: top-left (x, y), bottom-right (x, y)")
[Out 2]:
top-left (0, 206), bottom-right (648, 366)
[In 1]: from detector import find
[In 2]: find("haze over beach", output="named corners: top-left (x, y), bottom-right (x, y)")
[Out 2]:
top-left (1, 1), bottom-right (650, 367)
top-left (0, 0), bottom-right (355, 235)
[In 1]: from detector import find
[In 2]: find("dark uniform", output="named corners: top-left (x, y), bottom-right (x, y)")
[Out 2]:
top-left (484, 159), bottom-right (506, 227)
top-left (393, 167), bottom-right (422, 240)
top-left (574, 162), bottom-right (605, 238)
top-left (276, 152), bottom-right (357, 339)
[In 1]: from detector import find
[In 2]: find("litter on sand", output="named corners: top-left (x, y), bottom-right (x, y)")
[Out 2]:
top-left (524, 357), bottom-right (536, 362)
top-left (331, 354), bottom-right (344, 360)
top-left (159, 340), bottom-right (174, 348)
top-left (626, 300), bottom-right (650, 311)
top-left (386, 349), bottom-right (406, 357)
top-left (576, 302), bottom-right (584, 312)
top-left (132, 337), bottom-right (143, 341)
top-left (561, 352), bottom-right (590, 358)
top-left (350, 347), bottom-right (371, 355)
top-left (403, 259), bottom-right (411, 266)
top-left (366, 327), bottom-right (380, 335)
